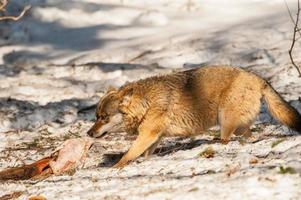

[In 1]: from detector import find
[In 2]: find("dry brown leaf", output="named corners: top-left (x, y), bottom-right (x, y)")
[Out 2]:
top-left (249, 158), bottom-right (258, 164)
top-left (226, 164), bottom-right (241, 177)
top-left (199, 146), bottom-right (215, 158)
top-left (28, 195), bottom-right (46, 200)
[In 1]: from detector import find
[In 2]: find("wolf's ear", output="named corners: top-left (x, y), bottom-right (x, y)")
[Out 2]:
top-left (107, 85), bottom-right (117, 93)
top-left (119, 88), bottom-right (133, 108)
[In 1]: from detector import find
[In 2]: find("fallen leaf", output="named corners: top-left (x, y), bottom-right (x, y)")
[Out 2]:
top-left (271, 138), bottom-right (286, 148)
top-left (188, 187), bottom-right (199, 192)
top-left (279, 166), bottom-right (297, 174)
top-left (249, 158), bottom-right (258, 164)
top-left (199, 146), bottom-right (215, 158)
top-left (226, 164), bottom-right (241, 177)
top-left (28, 195), bottom-right (47, 200)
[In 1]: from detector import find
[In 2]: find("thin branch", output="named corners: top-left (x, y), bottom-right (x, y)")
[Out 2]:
top-left (285, 0), bottom-right (296, 24)
top-left (287, 0), bottom-right (301, 77)
top-left (297, 27), bottom-right (301, 38)
top-left (0, 5), bottom-right (31, 21)
top-left (286, 0), bottom-right (301, 38)
top-left (295, 37), bottom-right (301, 42)
top-left (0, 0), bottom-right (8, 11)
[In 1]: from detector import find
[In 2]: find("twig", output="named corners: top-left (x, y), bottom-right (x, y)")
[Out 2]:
top-left (286, 0), bottom-right (301, 77)
top-left (0, 0), bottom-right (8, 11)
top-left (285, 0), bottom-right (301, 38)
top-left (0, 5), bottom-right (31, 21)
top-left (0, 0), bottom-right (31, 21)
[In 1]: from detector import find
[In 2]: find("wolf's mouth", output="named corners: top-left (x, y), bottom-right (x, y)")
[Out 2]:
top-left (98, 131), bottom-right (108, 138)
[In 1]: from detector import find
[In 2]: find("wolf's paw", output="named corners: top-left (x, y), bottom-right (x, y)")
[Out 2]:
top-left (221, 139), bottom-right (229, 145)
top-left (113, 160), bottom-right (128, 169)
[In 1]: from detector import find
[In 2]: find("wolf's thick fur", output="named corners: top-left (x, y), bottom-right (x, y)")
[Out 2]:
top-left (87, 66), bottom-right (301, 168)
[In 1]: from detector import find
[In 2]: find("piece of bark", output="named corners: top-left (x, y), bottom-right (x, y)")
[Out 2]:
top-left (0, 191), bottom-right (24, 200)
top-left (0, 158), bottom-right (52, 181)
top-left (0, 137), bottom-right (94, 181)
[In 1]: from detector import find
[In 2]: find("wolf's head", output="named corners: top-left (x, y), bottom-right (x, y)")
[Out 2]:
top-left (87, 88), bottom-right (125, 138)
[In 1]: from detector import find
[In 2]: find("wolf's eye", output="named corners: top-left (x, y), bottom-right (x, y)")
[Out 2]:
top-left (100, 114), bottom-right (109, 122)
top-left (96, 114), bottom-right (106, 120)
top-left (118, 107), bottom-right (126, 115)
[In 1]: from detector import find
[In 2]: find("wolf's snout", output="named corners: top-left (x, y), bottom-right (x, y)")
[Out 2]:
top-left (87, 114), bottom-right (124, 138)
top-left (87, 125), bottom-right (108, 138)
top-left (87, 129), bottom-right (95, 137)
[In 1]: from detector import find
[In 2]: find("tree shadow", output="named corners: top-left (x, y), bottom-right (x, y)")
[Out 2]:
top-left (67, 61), bottom-right (165, 73)
top-left (1, 0), bottom-right (142, 66)
top-left (1, 0), bottom-right (292, 74)
top-left (0, 97), bottom-right (96, 131)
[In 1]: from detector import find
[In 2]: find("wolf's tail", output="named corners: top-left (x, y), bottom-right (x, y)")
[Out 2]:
top-left (262, 83), bottom-right (301, 133)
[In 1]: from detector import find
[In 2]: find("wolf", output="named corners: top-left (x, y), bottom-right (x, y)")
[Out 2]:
top-left (87, 66), bottom-right (301, 168)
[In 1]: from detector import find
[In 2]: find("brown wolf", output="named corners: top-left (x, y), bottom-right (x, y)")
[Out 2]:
top-left (87, 66), bottom-right (301, 168)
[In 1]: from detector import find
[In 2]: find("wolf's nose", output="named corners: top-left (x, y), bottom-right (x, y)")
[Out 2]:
top-left (87, 129), bottom-right (94, 137)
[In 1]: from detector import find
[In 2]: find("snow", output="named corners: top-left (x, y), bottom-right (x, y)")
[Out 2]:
top-left (0, 0), bottom-right (301, 199)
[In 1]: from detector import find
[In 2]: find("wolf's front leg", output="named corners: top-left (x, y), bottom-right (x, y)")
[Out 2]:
top-left (143, 137), bottom-right (162, 159)
top-left (113, 130), bottom-right (161, 168)
top-left (113, 111), bottom-right (164, 168)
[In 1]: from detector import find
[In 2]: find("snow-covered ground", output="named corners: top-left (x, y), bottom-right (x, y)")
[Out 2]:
top-left (0, 0), bottom-right (301, 199)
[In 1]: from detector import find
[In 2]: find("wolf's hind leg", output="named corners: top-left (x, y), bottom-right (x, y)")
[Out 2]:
top-left (220, 123), bottom-right (238, 144)
top-left (219, 108), bottom-right (257, 143)
top-left (219, 83), bottom-right (261, 143)
top-left (219, 114), bottom-right (256, 143)
top-left (234, 125), bottom-right (252, 138)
